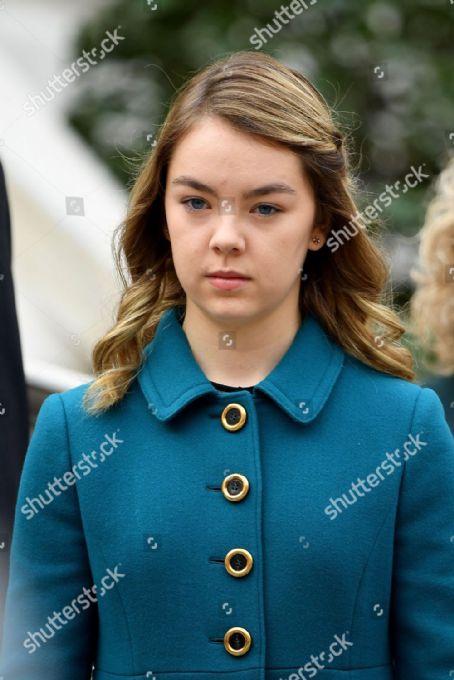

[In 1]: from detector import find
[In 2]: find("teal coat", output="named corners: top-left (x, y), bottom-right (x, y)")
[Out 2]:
top-left (1, 305), bottom-right (454, 680)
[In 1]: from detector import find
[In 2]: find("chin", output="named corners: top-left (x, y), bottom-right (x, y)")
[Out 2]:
top-left (206, 303), bottom-right (265, 328)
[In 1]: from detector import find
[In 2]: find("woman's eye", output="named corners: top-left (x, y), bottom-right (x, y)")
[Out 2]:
top-left (182, 198), bottom-right (208, 211)
top-left (181, 199), bottom-right (280, 216)
top-left (254, 204), bottom-right (280, 217)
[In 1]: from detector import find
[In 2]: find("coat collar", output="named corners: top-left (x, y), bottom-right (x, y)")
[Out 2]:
top-left (137, 305), bottom-right (344, 425)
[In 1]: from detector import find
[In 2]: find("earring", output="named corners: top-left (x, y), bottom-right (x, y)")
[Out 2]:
top-left (312, 236), bottom-right (321, 244)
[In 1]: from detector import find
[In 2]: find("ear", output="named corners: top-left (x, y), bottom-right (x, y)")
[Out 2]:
top-left (308, 203), bottom-right (328, 251)
top-left (308, 227), bottom-right (326, 251)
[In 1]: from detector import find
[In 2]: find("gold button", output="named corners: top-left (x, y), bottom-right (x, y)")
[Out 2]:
top-left (223, 627), bottom-right (252, 656)
top-left (221, 473), bottom-right (250, 502)
top-left (224, 548), bottom-right (254, 578)
top-left (221, 403), bottom-right (247, 431)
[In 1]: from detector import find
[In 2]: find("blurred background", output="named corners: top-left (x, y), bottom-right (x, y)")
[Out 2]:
top-left (1, 0), bottom-right (453, 425)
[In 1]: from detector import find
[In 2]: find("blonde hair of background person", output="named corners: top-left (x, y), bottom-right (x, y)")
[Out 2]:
top-left (83, 50), bottom-right (415, 415)
top-left (409, 155), bottom-right (454, 376)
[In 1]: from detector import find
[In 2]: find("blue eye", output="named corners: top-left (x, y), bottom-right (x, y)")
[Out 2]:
top-left (254, 204), bottom-right (280, 217)
top-left (181, 198), bottom-right (281, 217)
top-left (182, 198), bottom-right (208, 211)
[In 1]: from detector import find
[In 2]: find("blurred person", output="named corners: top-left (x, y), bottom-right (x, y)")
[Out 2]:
top-left (0, 51), bottom-right (453, 679)
top-left (409, 155), bottom-right (454, 432)
top-left (0, 160), bottom-right (29, 646)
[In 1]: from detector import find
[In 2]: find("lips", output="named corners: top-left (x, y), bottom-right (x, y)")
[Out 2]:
top-left (207, 272), bottom-right (250, 279)
top-left (207, 274), bottom-right (250, 290)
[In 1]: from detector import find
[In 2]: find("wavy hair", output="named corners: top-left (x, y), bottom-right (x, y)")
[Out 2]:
top-left (409, 156), bottom-right (454, 375)
top-left (83, 50), bottom-right (415, 415)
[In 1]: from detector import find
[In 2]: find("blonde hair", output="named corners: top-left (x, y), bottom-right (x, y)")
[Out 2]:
top-left (409, 155), bottom-right (454, 376)
top-left (83, 50), bottom-right (414, 415)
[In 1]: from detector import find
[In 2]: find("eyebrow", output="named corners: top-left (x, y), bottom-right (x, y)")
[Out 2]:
top-left (170, 176), bottom-right (297, 199)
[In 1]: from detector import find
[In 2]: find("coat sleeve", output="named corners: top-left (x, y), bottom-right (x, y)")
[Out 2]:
top-left (390, 386), bottom-right (454, 676)
top-left (0, 393), bottom-right (97, 679)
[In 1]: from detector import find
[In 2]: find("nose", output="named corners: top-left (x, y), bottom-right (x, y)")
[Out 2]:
top-left (209, 206), bottom-right (246, 255)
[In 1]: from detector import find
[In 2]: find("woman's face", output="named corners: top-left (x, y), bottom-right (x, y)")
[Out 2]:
top-left (164, 115), bottom-right (325, 326)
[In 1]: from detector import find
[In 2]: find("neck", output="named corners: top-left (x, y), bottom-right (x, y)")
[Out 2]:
top-left (180, 302), bottom-right (304, 387)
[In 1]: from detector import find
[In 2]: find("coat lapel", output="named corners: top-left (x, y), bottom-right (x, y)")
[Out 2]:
top-left (137, 305), bottom-right (344, 424)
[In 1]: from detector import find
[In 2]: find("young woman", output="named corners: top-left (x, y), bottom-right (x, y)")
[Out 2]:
top-left (1, 50), bottom-right (453, 680)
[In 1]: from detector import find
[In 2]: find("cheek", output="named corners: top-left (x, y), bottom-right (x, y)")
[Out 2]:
top-left (165, 203), bottom-right (201, 244)
top-left (164, 199), bottom-right (182, 233)
top-left (261, 238), bottom-right (304, 279)
top-left (167, 225), bottom-right (204, 283)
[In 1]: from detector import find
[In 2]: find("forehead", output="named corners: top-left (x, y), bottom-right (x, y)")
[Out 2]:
top-left (167, 116), bottom-right (305, 185)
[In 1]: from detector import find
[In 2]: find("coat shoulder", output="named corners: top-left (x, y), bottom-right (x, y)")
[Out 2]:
top-left (49, 378), bottom-right (141, 427)
top-left (340, 352), bottom-right (450, 430)
top-left (40, 379), bottom-right (104, 430)
top-left (48, 380), bottom-right (94, 411)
